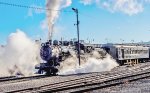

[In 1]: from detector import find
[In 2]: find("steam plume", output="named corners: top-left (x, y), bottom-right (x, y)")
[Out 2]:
top-left (0, 30), bottom-right (40, 76)
top-left (46, 0), bottom-right (72, 40)
top-left (59, 51), bottom-right (119, 75)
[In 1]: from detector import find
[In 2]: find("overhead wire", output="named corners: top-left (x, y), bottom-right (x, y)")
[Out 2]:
top-left (0, 1), bottom-right (97, 18)
top-left (0, 1), bottom-right (101, 24)
top-left (0, 1), bottom-right (72, 12)
top-left (0, 1), bottom-right (101, 42)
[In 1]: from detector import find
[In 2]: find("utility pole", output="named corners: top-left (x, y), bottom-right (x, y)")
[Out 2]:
top-left (72, 8), bottom-right (81, 66)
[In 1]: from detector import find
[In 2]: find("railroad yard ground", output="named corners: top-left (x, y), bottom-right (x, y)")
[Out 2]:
top-left (1, 62), bottom-right (150, 93)
top-left (95, 78), bottom-right (150, 93)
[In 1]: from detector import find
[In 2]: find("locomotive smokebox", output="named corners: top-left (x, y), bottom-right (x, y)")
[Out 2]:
top-left (40, 42), bottom-right (52, 61)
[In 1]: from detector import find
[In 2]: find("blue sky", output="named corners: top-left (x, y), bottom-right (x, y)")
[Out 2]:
top-left (0, 0), bottom-right (150, 44)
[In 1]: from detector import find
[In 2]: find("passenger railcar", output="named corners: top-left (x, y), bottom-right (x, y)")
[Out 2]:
top-left (102, 44), bottom-right (150, 65)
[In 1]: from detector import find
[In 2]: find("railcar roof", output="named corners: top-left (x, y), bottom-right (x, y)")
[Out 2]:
top-left (103, 44), bottom-right (149, 49)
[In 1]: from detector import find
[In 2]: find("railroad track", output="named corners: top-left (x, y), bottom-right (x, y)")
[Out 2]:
top-left (72, 69), bottom-right (150, 92)
top-left (0, 76), bottom-right (16, 81)
top-left (37, 68), bottom-right (150, 93)
top-left (7, 63), bottom-right (150, 93)
top-left (0, 75), bottom-right (48, 85)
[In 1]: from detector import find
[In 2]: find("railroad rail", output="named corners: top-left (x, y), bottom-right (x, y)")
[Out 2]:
top-left (0, 75), bottom-right (47, 84)
top-left (7, 64), bottom-right (150, 93)
top-left (37, 68), bottom-right (150, 93)
top-left (72, 69), bottom-right (150, 93)
top-left (0, 76), bottom-right (16, 81)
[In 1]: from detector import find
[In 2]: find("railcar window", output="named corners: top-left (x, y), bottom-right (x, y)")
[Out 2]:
top-left (135, 50), bottom-right (136, 54)
top-left (144, 50), bottom-right (148, 53)
top-left (130, 48), bottom-right (131, 54)
top-left (132, 50), bottom-right (135, 54)
top-left (139, 50), bottom-right (141, 53)
top-left (141, 50), bottom-right (143, 53)
top-left (143, 50), bottom-right (145, 53)
top-left (124, 50), bottom-right (127, 54)
top-left (137, 50), bottom-right (140, 54)
top-left (131, 50), bottom-right (133, 54)
top-left (135, 50), bottom-right (137, 54)
top-left (126, 50), bottom-right (129, 54)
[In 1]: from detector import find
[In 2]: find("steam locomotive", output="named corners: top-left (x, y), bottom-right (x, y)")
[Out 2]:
top-left (35, 40), bottom-right (102, 75)
top-left (35, 40), bottom-right (62, 75)
top-left (35, 40), bottom-right (79, 75)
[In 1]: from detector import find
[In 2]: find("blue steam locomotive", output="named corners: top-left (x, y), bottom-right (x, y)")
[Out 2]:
top-left (35, 40), bottom-right (62, 75)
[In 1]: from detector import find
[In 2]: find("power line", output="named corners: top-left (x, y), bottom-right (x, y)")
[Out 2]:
top-left (0, 1), bottom-right (97, 19)
top-left (0, 1), bottom-right (101, 24)
top-left (0, 1), bottom-right (72, 12)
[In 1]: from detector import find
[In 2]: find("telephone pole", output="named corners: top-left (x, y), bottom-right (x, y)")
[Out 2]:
top-left (72, 8), bottom-right (81, 66)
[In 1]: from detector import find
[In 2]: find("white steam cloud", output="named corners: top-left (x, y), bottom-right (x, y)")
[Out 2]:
top-left (0, 30), bottom-right (118, 76)
top-left (46, 0), bottom-right (72, 40)
top-left (59, 51), bottom-right (119, 75)
top-left (0, 30), bottom-right (40, 76)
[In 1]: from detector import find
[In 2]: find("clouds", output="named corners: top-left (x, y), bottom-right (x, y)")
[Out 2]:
top-left (101, 0), bottom-right (143, 16)
top-left (27, 0), bottom-right (150, 17)
top-left (80, 0), bottom-right (150, 16)
top-left (80, 0), bottom-right (94, 5)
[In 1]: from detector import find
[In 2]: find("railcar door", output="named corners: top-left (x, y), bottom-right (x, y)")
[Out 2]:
top-left (121, 49), bottom-right (124, 59)
top-left (116, 48), bottom-right (118, 58)
top-left (104, 47), bottom-right (110, 54)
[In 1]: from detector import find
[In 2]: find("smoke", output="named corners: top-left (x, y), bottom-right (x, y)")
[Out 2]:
top-left (59, 51), bottom-right (119, 75)
top-left (0, 30), bottom-right (118, 76)
top-left (0, 29), bottom-right (41, 76)
top-left (46, 0), bottom-right (72, 39)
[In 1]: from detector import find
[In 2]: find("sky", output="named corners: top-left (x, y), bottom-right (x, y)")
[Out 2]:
top-left (0, 0), bottom-right (150, 44)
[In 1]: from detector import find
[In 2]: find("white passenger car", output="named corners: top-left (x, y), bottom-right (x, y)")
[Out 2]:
top-left (102, 44), bottom-right (150, 65)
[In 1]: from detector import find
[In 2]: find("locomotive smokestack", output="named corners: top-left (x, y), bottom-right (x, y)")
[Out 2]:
top-left (48, 24), bottom-right (54, 41)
